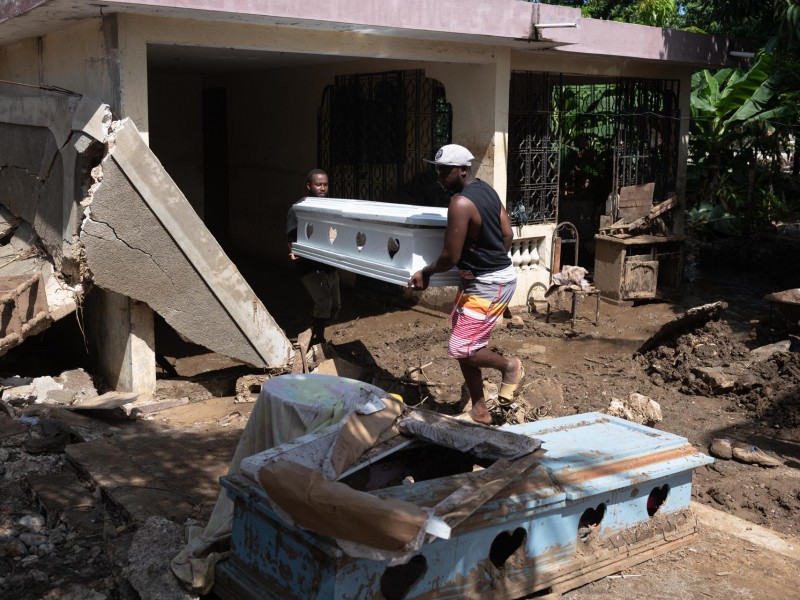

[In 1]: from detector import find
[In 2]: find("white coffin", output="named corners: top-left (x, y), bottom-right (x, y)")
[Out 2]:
top-left (291, 198), bottom-right (461, 287)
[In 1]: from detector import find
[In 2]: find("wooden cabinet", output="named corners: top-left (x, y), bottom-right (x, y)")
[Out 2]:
top-left (594, 234), bottom-right (686, 302)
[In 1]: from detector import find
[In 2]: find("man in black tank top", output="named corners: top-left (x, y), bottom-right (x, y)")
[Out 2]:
top-left (408, 145), bottom-right (523, 424)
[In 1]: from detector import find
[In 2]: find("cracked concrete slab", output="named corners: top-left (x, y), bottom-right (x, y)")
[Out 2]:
top-left (0, 92), bottom-right (293, 369)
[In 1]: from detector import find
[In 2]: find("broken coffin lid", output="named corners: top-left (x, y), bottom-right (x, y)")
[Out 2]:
top-left (369, 412), bottom-right (712, 528)
top-left (290, 197), bottom-right (460, 286)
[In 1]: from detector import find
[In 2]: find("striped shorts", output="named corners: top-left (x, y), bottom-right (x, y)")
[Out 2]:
top-left (447, 277), bottom-right (516, 359)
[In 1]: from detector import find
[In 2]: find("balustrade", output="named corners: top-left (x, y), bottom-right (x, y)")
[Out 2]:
top-left (510, 237), bottom-right (543, 271)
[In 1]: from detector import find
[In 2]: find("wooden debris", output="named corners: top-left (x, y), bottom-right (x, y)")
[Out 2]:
top-left (133, 397), bottom-right (190, 414)
top-left (599, 194), bottom-right (678, 237)
top-left (67, 391), bottom-right (140, 411)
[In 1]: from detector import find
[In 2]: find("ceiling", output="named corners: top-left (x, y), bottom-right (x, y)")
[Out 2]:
top-left (147, 44), bottom-right (355, 75)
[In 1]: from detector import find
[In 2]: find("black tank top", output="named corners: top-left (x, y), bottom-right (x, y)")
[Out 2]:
top-left (457, 180), bottom-right (511, 278)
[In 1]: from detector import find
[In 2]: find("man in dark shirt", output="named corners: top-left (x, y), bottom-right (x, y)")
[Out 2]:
top-left (408, 145), bottom-right (522, 424)
top-left (286, 169), bottom-right (340, 345)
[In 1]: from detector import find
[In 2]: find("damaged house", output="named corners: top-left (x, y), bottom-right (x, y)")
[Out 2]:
top-left (0, 0), bottom-right (740, 394)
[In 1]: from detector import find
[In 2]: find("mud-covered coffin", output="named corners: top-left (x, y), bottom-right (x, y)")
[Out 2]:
top-left (290, 198), bottom-right (460, 286)
top-left (217, 413), bottom-right (712, 600)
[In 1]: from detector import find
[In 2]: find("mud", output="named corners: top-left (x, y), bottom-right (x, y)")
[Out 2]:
top-left (638, 319), bottom-right (800, 428)
top-left (1, 236), bottom-right (799, 598)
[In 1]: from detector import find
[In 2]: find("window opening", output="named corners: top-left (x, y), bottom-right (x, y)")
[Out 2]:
top-left (319, 70), bottom-right (452, 205)
top-left (508, 72), bottom-right (680, 227)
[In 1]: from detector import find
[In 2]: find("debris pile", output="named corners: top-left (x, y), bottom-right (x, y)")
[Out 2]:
top-left (0, 447), bottom-right (128, 599)
top-left (639, 320), bottom-right (800, 427)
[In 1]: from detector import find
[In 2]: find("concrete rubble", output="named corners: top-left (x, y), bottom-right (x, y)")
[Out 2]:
top-left (0, 94), bottom-right (293, 376)
top-left (123, 517), bottom-right (199, 600)
top-left (0, 354), bottom-right (245, 598)
top-left (1, 370), bottom-right (98, 407)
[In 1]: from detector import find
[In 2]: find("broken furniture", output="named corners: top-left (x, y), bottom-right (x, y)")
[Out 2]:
top-left (546, 285), bottom-right (600, 327)
top-left (595, 182), bottom-right (684, 302)
top-left (601, 183), bottom-right (676, 236)
top-left (290, 198), bottom-right (460, 287)
top-left (594, 233), bottom-right (686, 302)
top-left (0, 273), bottom-right (50, 356)
top-left (215, 412), bottom-right (712, 599)
top-left (546, 222), bottom-right (600, 326)
top-left (601, 195), bottom-right (677, 237)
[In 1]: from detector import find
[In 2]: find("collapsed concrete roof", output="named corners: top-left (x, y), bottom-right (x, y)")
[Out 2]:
top-left (0, 92), bottom-right (293, 368)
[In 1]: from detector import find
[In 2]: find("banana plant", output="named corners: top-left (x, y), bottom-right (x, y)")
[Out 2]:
top-left (690, 53), bottom-right (790, 212)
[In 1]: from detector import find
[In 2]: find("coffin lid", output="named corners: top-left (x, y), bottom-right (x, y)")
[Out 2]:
top-left (294, 198), bottom-right (449, 227)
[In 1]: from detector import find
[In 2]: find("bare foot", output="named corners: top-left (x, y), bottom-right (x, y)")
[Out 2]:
top-left (502, 357), bottom-right (523, 385)
top-left (469, 400), bottom-right (493, 424)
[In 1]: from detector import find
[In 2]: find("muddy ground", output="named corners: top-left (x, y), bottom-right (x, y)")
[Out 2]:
top-left (1, 235), bottom-right (799, 599)
top-left (323, 238), bottom-right (800, 539)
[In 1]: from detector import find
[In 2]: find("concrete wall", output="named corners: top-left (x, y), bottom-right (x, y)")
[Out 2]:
top-left (0, 95), bottom-right (110, 277)
top-left (80, 118), bottom-right (294, 368)
top-left (0, 19), bottom-right (117, 107)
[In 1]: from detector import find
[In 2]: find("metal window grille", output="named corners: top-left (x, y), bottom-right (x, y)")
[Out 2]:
top-left (318, 70), bottom-right (452, 204)
top-left (508, 71), bottom-right (561, 225)
top-left (508, 72), bottom-right (680, 226)
top-left (611, 77), bottom-right (680, 201)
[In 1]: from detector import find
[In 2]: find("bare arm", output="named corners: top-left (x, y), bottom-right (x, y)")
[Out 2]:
top-left (499, 202), bottom-right (513, 252)
top-left (408, 195), bottom-right (474, 290)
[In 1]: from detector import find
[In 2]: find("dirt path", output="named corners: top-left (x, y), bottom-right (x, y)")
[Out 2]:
top-left (328, 269), bottom-right (800, 541)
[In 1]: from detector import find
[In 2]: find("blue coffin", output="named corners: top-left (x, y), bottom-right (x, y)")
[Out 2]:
top-left (216, 413), bottom-right (712, 599)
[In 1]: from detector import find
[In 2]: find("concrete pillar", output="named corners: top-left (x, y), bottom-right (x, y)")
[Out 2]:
top-left (492, 47), bottom-right (512, 204)
top-left (86, 288), bottom-right (156, 397)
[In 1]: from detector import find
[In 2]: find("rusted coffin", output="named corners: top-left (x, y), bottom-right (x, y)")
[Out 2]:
top-left (215, 413), bottom-right (712, 599)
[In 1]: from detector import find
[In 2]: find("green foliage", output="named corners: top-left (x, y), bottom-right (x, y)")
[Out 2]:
top-left (678, 1), bottom-right (776, 45)
top-left (685, 202), bottom-right (738, 237)
top-left (555, 85), bottom-right (617, 195)
top-left (688, 53), bottom-right (795, 232)
top-left (632, 0), bottom-right (677, 27)
top-left (538, 1), bottom-right (800, 233)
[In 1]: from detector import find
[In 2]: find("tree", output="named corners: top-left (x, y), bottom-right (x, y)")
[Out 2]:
top-left (678, 1), bottom-right (776, 45)
top-left (535, 1), bottom-right (678, 28)
top-left (540, 1), bottom-right (800, 229)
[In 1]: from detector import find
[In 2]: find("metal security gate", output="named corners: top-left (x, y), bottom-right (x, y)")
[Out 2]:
top-left (612, 77), bottom-right (680, 201)
top-left (508, 72), bottom-right (561, 226)
top-left (318, 70), bottom-right (452, 204)
top-left (508, 72), bottom-right (680, 225)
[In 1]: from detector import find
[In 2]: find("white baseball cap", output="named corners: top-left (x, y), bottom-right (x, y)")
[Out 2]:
top-left (424, 144), bottom-right (475, 166)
